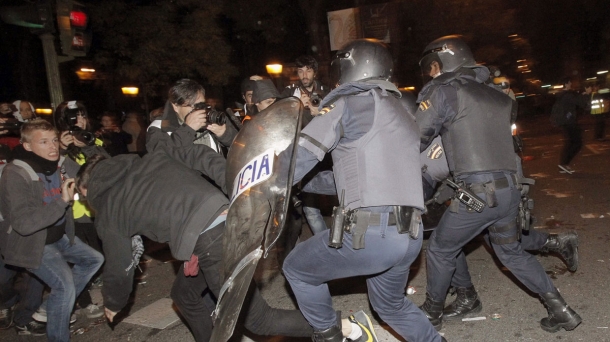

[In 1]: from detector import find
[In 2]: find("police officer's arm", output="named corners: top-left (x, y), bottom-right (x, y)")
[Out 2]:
top-left (292, 102), bottom-right (344, 184)
top-left (414, 85), bottom-right (458, 152)
top-left (98, 224), bottom-right (135, 317)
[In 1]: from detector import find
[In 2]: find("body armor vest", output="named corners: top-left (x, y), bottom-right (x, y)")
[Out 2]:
top-left (331, 88), bottom-right (424, 210)
top-left (441, 78), bottom-right (517, 176)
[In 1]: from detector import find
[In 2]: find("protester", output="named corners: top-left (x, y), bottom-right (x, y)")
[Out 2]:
top-left (550, 77), bottom-right (589, 174)
top-left (75, 146), bottom-right (313, 342)
top-left (0, 119), bottom-right (104, 341)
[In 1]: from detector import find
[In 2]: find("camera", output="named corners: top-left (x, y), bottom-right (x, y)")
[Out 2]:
top-left (69, 126), bottom-right (96, 145)
top-left (310, 93), bottom-right (322, 107)
top-left (192, 102), bottom-right (226, 126)
top-left (0, 119), bottom-right (22, 131)
top-left (63, 113), bottom-right (96, 145)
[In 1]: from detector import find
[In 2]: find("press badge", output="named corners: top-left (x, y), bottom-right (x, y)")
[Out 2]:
top-left (230, 148), bottom-right (275, 203)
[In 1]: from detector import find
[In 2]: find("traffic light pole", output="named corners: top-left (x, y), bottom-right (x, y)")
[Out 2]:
top-left (39, 32), bottom-right (64, 108)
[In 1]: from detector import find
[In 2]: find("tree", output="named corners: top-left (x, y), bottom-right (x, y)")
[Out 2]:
top-left (89, 0), bottom-right (238, 97)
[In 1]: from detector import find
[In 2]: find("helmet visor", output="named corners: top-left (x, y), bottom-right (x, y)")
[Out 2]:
top-left (330, 51), bottom-right (350, 88)
top-left (419, 52), bottom-right (441, 84)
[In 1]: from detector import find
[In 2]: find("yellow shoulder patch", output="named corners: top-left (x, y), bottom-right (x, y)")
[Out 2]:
top-left (419, 100), bottom-right (432, 111)
top-left (427, 143), bottom-right (444, 159)
top-left (318, 104), bottom-right (335, 116)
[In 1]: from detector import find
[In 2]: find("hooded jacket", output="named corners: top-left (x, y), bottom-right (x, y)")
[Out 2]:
top-left (0, 156), bottom-right (77, 269)
top-left (85, 145), bottom-right (228, 312)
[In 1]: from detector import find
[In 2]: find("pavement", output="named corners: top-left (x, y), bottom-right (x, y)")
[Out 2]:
top-left (1, 113), bottom-right (610, 342)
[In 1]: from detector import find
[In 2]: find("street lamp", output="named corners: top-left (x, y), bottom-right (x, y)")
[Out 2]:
top-left (266, 64), bottom-right (283, 75)
top-left (35, 108), bottom-right (53, 115)
top-left (76, 67), bottom-right (96, 80)
top-left (266, 64), bottom-right (283, 89)
top-left (121, 87), bottom-right (139, 96)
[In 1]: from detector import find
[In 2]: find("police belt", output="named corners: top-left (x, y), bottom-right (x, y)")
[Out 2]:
top-left (341, 207), bottom-right (420, 250)
top-left (465, 173), bottom-right (518, 193)
top-left (348, 211), bottom-right (397, 226)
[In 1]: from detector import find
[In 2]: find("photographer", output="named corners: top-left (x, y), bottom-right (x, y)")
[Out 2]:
top-left (96, 112), bottom-right (132, 156)
top-left (51, 101), bottom-right (108, 321)
top-left (281, 57), bottom-right (333, 237)
top-left (281, 55), bottom-right (329, 126)
top-left (147, 79), bottom-right (237, 154)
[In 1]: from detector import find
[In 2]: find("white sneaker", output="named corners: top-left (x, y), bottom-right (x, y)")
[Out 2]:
top-left (82, 304), bottom-right (104, 319)
top-left (32, 307), bottom-right (77, 324)
top-left (558, 165), bottom-right (574, 174)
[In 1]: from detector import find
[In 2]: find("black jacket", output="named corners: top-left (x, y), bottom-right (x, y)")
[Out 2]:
top-left (86, 145), bottom-right (228, 312)
top-left (551, 90), bottom-right (589, 126)
top-left (146, 100), bottom-right (237, 153)
top-left (281, 80), bottom-right (329, 127)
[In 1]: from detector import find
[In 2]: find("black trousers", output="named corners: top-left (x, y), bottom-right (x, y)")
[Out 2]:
top-left (594, 114), bottom-right (607, 140)
top-left (74, 221), bottom-right (103, 309)
top-left (560, 123), bottom-right (582, 166)
top-left (170, 223), bottom-right (311, 342)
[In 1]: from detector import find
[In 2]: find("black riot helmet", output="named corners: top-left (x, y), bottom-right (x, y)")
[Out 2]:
top-left (419, 35), bottom-right (479, 77)
top-left (330, 39), bottom-right (393, 87)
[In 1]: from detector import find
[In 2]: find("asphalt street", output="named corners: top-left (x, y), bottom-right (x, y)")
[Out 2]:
top-left (1, 112), bottom-right (609, 342)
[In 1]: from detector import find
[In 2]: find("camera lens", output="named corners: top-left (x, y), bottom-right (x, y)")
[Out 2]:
top-left (206, 110), bottom-right (226, 125)
top-left (70, 127), bottom-right (96, 145)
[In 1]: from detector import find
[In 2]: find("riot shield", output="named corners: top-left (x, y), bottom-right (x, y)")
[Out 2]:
top-left (210, 97), bottom-right (303, 342)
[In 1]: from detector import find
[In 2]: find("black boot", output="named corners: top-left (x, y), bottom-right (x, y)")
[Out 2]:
top-left (539, 291), bottom-right (582, 332)
top-left (419, 293), bottom-right (444, 331)
top-left (312, 325), bottom-right (344, 342)
top-left (540, 232), bottom-right (578, 272)
top-left (442, 286), bottom-right (482, 321)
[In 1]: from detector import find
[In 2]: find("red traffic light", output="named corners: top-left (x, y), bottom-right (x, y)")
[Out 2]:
top-left (69, 10), bottom-right (87, 28)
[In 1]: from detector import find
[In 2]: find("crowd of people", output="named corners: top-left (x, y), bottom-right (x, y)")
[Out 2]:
top-left (0, 34), bottom-right (600, 342)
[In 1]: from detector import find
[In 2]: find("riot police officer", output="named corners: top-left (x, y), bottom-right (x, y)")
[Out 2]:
top-left (282, 39), bottom-right (444, 342)
top-left (415, 35), bottom-right (582, 333)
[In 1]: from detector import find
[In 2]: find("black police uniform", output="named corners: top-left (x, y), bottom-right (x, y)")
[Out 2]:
top-left (416, 68), bottom-right (556, 319)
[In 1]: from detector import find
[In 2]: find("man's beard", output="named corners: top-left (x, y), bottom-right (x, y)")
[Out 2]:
top-left (300, 79), bottom-right (313, 88)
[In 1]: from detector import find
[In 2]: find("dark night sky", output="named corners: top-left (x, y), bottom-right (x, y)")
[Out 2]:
top-left (1, 0), bottom-right (609, 113)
